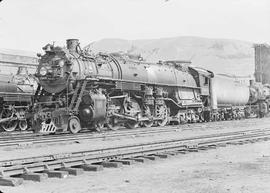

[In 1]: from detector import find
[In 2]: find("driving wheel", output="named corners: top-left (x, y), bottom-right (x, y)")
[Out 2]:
top-left (0, 109), bottom-right (17, 132)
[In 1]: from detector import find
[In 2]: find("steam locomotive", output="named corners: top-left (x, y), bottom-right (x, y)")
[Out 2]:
top-left (32, 39), bottom-right (270, 134)
top-left (0, 67), bottom-right (36, 132)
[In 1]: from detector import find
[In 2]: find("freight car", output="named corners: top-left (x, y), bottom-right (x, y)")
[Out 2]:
top-left (32, 39), bottom-right (269, 134)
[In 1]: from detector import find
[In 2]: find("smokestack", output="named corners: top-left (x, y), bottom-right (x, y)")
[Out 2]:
top-left (66, 39), bottom-right (79, 52)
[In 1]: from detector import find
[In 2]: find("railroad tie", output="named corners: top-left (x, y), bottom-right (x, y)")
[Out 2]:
top-left (59, 167), bottom-right (84, 176)
top-left (237, 141), bottom-right (245, 145)
top-left (101, 161), bottom-right (123, 168)
top-left (80, 164), bottom-right (104, 171)
top-left (165, 152), bottom-right (178, 156)
top-left (226, 142), bottom-right (236, 145)
top-left (187, 148), bottom-right (199, 152)
top-left (216, 143), bottom-right (227, 147)
top-left (142, 155), bottom-right (159, 161)
top-left (43, 170), bottom-right (69, 178)
top-left (207, 144), bottom-right (217, 149)
top-left (178, 150), bottom-right (188, 154)
top-left (198, 146), bottom-right (208, 150)
top-left (113, 159), bottom-right (135, 165)
top-left (128, 157), bottom-right (148, 163)
top-left (20, 172), bottom-right (48, 182)
top-left (0, 177), bottom-right (23, 187)
top-left (154, 154), bottom-right (171, 159)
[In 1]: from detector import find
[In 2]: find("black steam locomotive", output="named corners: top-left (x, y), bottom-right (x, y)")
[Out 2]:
top-left (0, 67), bottom-right (36, 132)
top-left (30, 39), bottom-right (270, 134)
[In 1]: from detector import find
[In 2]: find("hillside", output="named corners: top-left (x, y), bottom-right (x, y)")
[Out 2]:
top-left (89, 36), bottom-right (255, 76)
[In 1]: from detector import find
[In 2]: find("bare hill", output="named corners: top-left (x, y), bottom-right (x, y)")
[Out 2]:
top-left (89, 36), bottom-right (254, 76)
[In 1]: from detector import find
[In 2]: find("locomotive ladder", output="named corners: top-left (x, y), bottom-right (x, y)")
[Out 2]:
top-left (68, 80), bottom-right (87, 112)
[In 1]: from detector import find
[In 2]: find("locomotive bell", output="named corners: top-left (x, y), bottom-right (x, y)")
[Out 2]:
top-left (66, 39), bottom-right (79, 52)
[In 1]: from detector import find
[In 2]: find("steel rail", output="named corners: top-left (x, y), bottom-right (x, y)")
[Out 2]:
top-left (0, 127), bottom-right (179, 147)
top-left (0, 124), bottom-right (267, 148)
top-left (0, 118), bottom-right (260, 139)
top-left (0, 122), bottom-right (209, 139)
top-left (0, 126), bottom-right (174, 141)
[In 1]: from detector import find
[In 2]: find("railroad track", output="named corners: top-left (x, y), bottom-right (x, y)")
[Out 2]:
top-left (0, 117), bottom-right (255, 139)
top-left (0, 122), bottom-right (227, 148)
top-left (0, 119), bottom-right (267, 148)
top-left (0, 128), bottom-right (269, 186)
top-left (0, 126), bottom-right (182, 148)
top-left (0, 122), bottom-right (267, 148)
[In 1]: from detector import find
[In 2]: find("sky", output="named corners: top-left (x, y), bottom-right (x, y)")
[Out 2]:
top-left (0, 0), bottom-right (269, 52)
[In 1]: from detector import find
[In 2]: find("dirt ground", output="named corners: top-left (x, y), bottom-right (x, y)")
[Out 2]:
top-left (1, 118), bottom-right (270, 193)
top-left (1, 138), bottom-right (270, 193)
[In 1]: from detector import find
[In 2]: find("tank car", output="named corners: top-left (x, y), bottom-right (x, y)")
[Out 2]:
top-left (34, 39), bottom-right (204, 134)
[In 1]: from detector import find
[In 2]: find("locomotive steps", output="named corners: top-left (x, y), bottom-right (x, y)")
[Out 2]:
top-left (0, 128), bottom-right (270, 186)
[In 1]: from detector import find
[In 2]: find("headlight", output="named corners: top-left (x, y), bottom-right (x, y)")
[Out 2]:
top-left (58, 60), bottom-right (64, 68)
top-left (39, 67), bottom-right (47, 76)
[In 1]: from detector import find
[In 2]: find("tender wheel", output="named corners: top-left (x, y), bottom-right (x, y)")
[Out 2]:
top-left (18, 120), bottom-right (28, 131)
top-left (68, 116), bottom-right (81, 134)
top-left (0, 109), bottom-right (17, 132)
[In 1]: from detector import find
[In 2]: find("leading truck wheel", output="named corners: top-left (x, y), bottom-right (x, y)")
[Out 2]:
top-left (68, 116), bottom-right (81, 134)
